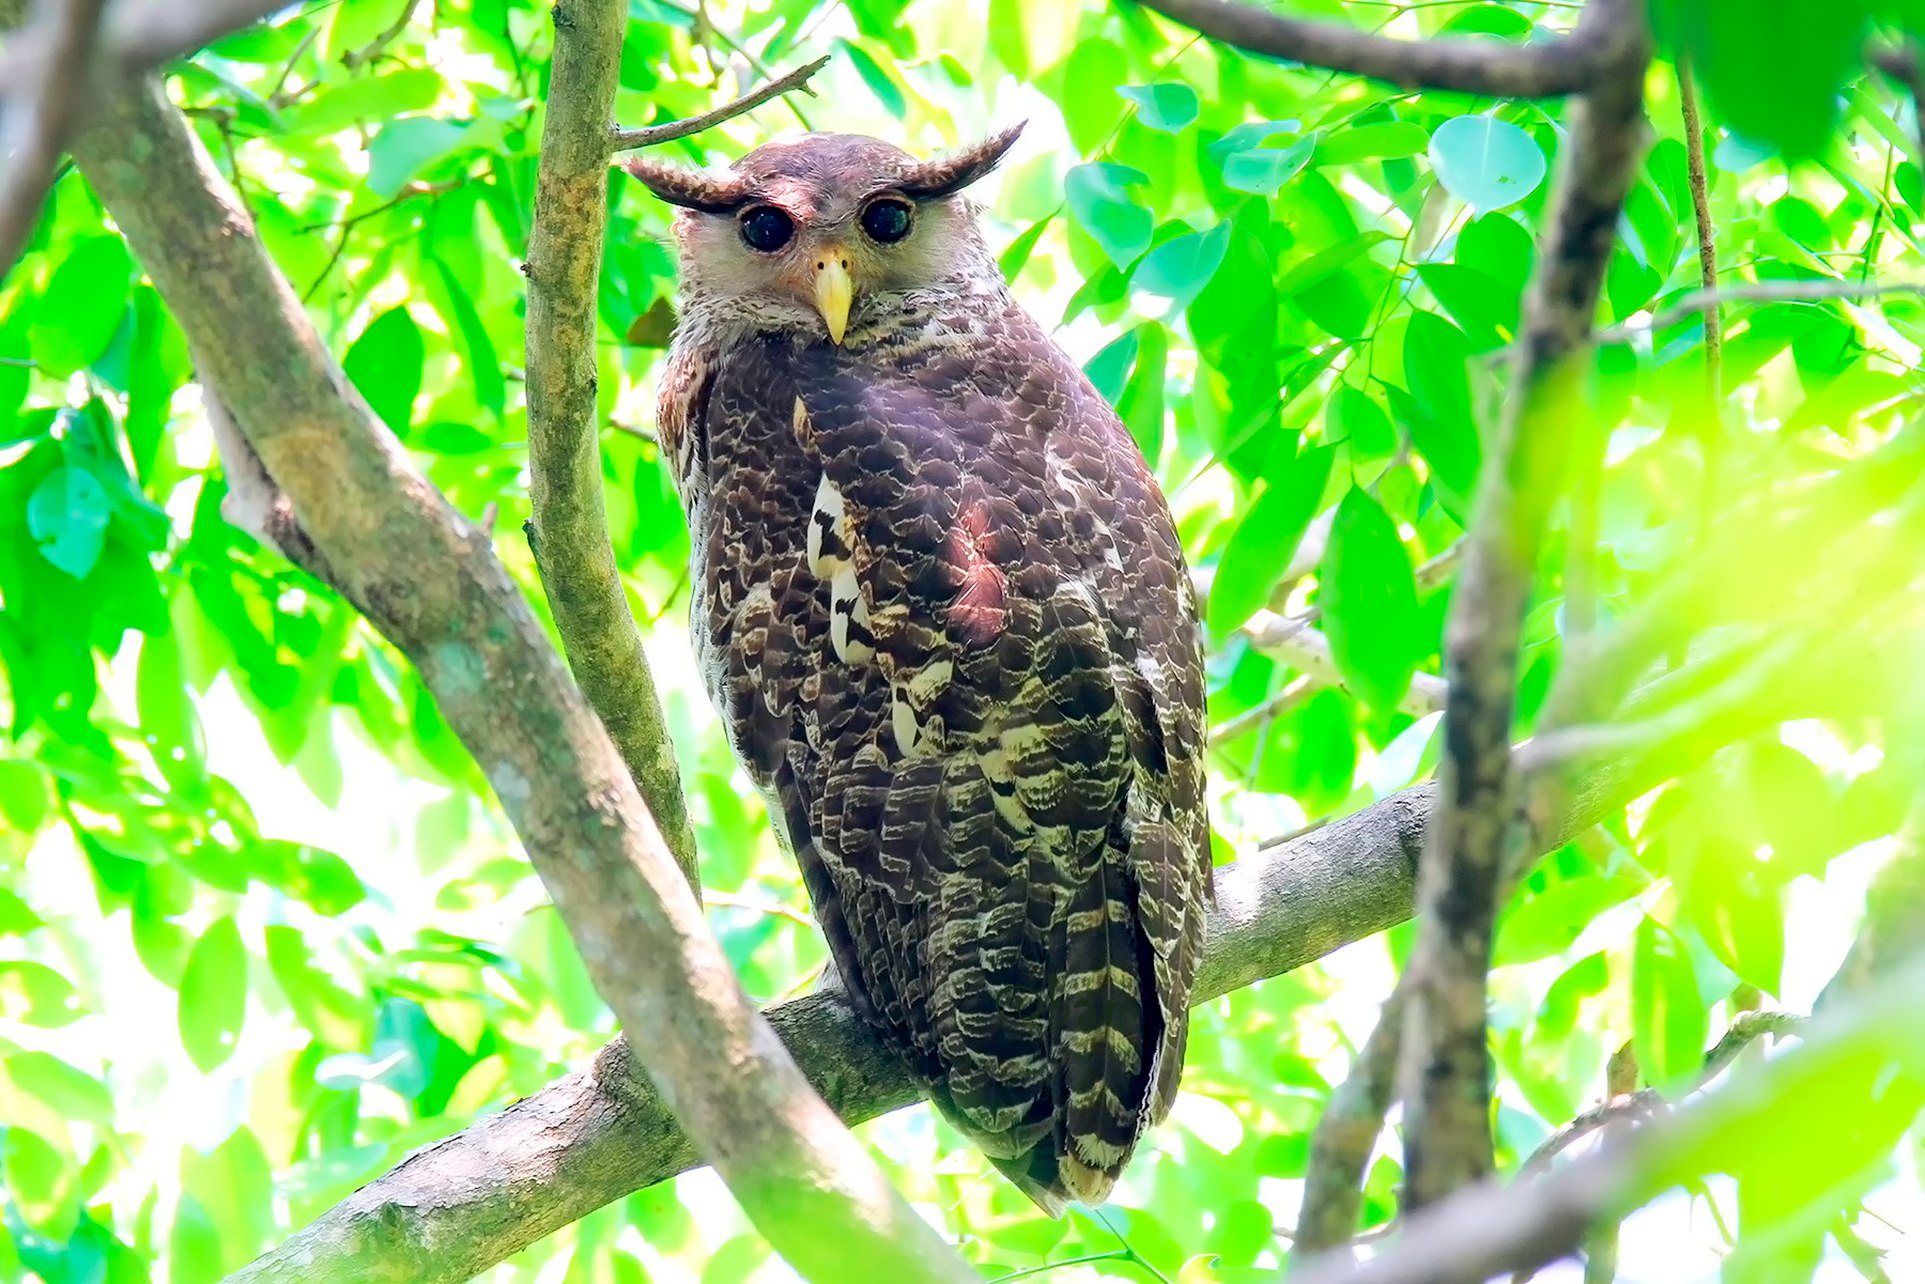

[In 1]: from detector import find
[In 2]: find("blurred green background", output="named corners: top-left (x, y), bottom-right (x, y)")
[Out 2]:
top-left (1, 0), bottom-right (1922, 1279)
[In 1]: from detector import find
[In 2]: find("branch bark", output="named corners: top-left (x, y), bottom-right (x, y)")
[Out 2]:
top-left (0, 0), bottom-right (105, 277)
top-left (523, 0), bottom-right (701, 891)
top-left (610, 54), bottom-right (828, 150)
top-left (219, 646), bottom-right (1802, 1284)
top-left (1241, 613), bottom-right (1450, 718)
top-left (65, 61), bottom-right (974, 1284)
top-left (1133, 0), bottom-right (1607, 96)
top-left (1293, 955), bottom-right (1925, 1284)
top-left (1396, 0), bottom-right (1652, 1209)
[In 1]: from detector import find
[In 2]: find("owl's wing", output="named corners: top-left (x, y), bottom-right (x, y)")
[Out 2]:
top-left (779, 312), bottom-right (1211, 1208)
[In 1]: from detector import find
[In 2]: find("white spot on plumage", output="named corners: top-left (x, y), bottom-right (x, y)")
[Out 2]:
top-left (892, 688), bottom-right (921, 755)
top-left (829, 565), bottom-right (873, 665)
top-left (808, 473), bottom-right (850, 578)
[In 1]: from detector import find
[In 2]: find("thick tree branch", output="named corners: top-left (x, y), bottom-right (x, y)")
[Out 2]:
top-left (523, 0), bottom-right (701, 890)
top-left (67, 64), bottom-right (973, 1284)
top-left (0, 0), bottom-right (105, 278)
top-left (1397, 0), bottom-right (1652, 1209)
top-left (1132, 0), bottom-right (1605, 97)
top-left (220, 634), bottom-right (1808, 1284)
top-left (610, 54), bottom-right (828, 150)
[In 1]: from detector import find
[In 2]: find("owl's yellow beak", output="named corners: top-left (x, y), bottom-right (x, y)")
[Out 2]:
top-left (813, 252), bottom-right (854, 345)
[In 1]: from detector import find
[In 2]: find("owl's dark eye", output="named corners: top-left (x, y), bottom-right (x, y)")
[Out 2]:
top-left (739, 206), bottom-right (795, 253)
top-left (860, 198), bottom-right (915, 244)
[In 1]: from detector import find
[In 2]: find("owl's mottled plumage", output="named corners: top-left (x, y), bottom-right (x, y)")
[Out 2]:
top-left (627, 129), bottom-right (1210, 1211)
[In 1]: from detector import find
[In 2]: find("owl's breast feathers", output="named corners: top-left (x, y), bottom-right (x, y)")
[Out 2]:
top-left (659, 302), bottom-right (1210, 1211)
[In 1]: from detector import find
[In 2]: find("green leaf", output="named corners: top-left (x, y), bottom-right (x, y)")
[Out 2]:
top-left (1084, 329), bottom-right (1140, 405)
top-left (1223, 135), bottom-right (1317, 195)
top-left (1398, 311), bottom-right (1481, 519)
top-left (138, 627), bottom-right (205, 784)
top-left (1428, 115), bottom-right (1547, 213)
top-left (0, 962), bottom-right (82, 1027)
top-left (429, 259), bottom-right (504, 416)
top-left (838, 39), bottom-right (908, 118)
top-left (1632, 916), bottom-right (1708, 1095)
top-left (1134, 221), bottom-right (1230, 311)
top-left (29, 236), bottom-right (133, 377)
top-left (283, 69), bottom-right (445, 137)
top-left (179, 916), bottom-right (248, 1072)
top-left (1118, 83), bottom-right (1199, 133)
top-left (366, 117), bottom-right (475, 198)
top-left (4, 1051), bottom-right (114, 1124)
top-left (1320, 487), bottom-right (1421, 710)
top-left (1416, 263), bottom-right (1518, 349)
top-left (0, 888), bottom-right (42, 937)
top-left (27, 465), bottom-right (111, 578)
top-left (1326, 385), bottom-right (1396, 461)
top-left (998, 214), bottom-right (1053, 283)
top-left (1206, 444), bottom-right (1335, 636)
top-left (4, 1128), bottom-right (76, 1238)
top-left (1317, 121), bottom-right (1431, 165)
top-left (1065, 163), bottom-right (1152, 268)
top-left (1654, 0), bottom-right (1871, 160)
top-left (343, 306), bottom-right (425, 436)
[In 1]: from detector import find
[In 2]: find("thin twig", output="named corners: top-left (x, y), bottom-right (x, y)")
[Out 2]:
top-left (1211, 674), bottom-right (1315, 745)
top-left (1596, 278), bottom-right (1925, 342)
top-left (610, 55), bottom-right (829, 151)
top-left (1241, 613), bottom-right (1450, 717)
top-left (341, 0), bottom-right (415, 71)
top-left (0, 0), bottom-right (107, 279)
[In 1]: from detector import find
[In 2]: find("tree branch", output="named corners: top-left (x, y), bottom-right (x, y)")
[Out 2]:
top-left (1397, 0), bottom-right (1652, 1209)
top-left (1241, 613), bottom-right (1450, 717)
top-left (1293, 957), bottom-right (1925, 1284)
top-left (1132, 0), bottom-right (1606, 97)
top-left (66, 60), bottom-right (974, 1284)
top-left (523, 0), bottom-right (701, 890)
top-left (222, 626), bottom-right (1810, 1284)
top-left (1596, 277), bottom-right (1925, 342)
top-left (0, 0), bottom-right (106, 278)
top-left (610, 54), bottom-right (829, 151)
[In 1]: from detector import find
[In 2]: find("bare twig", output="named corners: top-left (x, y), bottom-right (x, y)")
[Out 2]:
top-left (1211, 673), bottom-right (1315, 745)
top-left (341, 0), bottom-right (415, 71)
top-left (610, 54), bottom-right (829, 151)
top-left (1397, 0), bottom-right (1652, 1210)
top-left (0, 0), bottom-right (106, 278)
top-left (1241, 613), bottom-right (1450, 717)
top-left (1134, 0), bottom-right (1605, 96)
top-left (524, 0), bottom-right (701, 890)
top-left (1596, 278), bottom-right (1925, 343)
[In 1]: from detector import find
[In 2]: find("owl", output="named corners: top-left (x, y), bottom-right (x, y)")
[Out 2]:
top-left (623, 127), bottom-right (1211, 1212)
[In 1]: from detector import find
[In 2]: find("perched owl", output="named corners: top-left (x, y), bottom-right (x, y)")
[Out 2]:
top-left (623, 127), bottom-right (1210, 1212)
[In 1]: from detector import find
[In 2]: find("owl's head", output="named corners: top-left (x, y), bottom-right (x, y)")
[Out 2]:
top-left (622, 126), bottom-right (1022, 347)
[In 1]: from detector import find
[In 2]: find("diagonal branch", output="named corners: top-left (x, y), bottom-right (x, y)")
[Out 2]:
top-left (1396, 0), bottom-right (1652, 1209)
top-left (611, 54), bottom-right (829, 151)
top-left (523, 0), bottom-right (701, 890)
top-left (1293, 954), bottom-right (1925, 1284)
top-left (220, 624), bottom-right (1825, 1284)
top-left (1132, 0), bottom-right (1607, 97)
top-left (66, 55), bottom-right (975, 1284)
top-left (0, 0), bottom-right (106, 278)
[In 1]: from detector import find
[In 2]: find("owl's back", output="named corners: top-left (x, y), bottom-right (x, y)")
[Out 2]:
top-left (658, 292), bottom-right (1209, 1210)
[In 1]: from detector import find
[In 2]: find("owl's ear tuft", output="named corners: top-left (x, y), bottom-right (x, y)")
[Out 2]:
top-left (899, 123), bottom-right (1026, 200)
top-left (618, 155), bottom-right (752, 215)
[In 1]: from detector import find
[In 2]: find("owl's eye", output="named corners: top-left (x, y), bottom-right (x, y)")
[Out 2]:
top-left (739, 206), bottom-right (795, 253)
top-left (860, 198), bottom-right (914, 244)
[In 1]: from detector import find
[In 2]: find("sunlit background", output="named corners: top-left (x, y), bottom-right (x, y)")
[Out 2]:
top-left (3, 0), bottom-right (1923, 1280)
